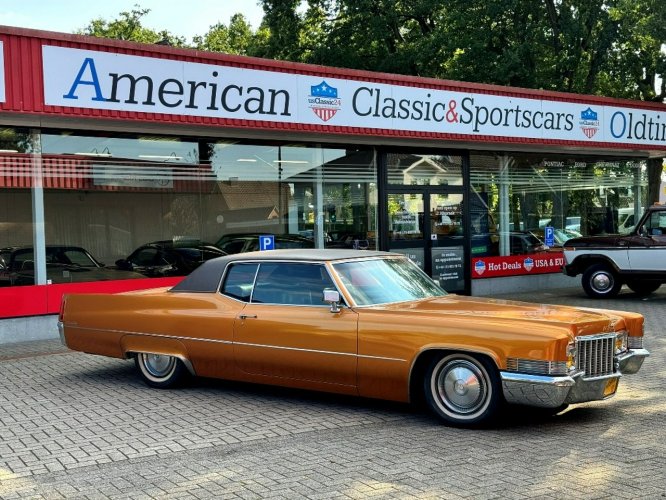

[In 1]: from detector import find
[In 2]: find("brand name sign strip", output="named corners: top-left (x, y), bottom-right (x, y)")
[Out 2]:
top-left (42, 45), bottom-right (666, 147)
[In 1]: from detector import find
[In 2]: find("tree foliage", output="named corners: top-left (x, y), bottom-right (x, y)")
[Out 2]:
top-left (254, 0), bottom-right (665, 102)
top-left (77, 6), bottom-right (186, 47)
top-left (77, 1), bottom-right (665, 103)
top-left (193, 14), bottom-right (257, 55)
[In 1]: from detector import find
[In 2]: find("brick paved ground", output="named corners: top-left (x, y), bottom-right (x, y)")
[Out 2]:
top-left (1, 286), bottom-right (665, 499)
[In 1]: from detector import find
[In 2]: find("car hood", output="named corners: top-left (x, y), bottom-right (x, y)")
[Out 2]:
top-left (370, 294), bottom-right (637, 337)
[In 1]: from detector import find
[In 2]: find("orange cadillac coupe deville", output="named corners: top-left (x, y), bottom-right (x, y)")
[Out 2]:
top-left (59, 249), bottom-right (649, 426)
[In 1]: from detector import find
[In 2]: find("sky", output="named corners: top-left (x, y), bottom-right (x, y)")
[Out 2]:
top-left (0, 0), bottom-right (265, 42)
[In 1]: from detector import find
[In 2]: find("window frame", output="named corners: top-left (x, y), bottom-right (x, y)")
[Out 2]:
top-left (219, 260), bottom-right (346, 307)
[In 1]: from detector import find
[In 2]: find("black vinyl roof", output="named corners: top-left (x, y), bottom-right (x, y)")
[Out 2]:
top-left (170, 249), bottom-right (395, 293)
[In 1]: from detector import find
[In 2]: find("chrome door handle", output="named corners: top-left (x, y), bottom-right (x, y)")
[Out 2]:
top-left (239, 314), bottom-right (257, 320)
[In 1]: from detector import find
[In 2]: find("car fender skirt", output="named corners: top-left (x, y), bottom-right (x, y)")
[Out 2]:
top-left (500, 371), bottom-right (623, 408)
top-left (121, 334), bottom-right (195, 375)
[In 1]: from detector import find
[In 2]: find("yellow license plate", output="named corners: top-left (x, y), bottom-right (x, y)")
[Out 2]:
top-left (603, 378), bottom-right (619, 397)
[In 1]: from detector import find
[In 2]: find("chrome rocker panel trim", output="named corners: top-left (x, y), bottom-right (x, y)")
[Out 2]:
top-left (501, 347), bottom-right (649, 408)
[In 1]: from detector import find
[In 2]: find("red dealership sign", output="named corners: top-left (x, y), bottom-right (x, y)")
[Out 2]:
top-left (472, 252), bottom-right (564, 278)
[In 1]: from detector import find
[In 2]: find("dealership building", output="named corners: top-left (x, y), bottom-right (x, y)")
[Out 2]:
top-left (1, 26), bottom-right (665, 343)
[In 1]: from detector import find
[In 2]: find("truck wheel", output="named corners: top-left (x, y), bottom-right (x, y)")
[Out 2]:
top-left (424, 353), bottom-right (502, 427)
top-left (582, 264), bottom-right (622, 298)
top-left (626, 281), bottom-right (661, 296)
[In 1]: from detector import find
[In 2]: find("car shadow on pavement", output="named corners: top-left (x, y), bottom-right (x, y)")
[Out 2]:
top-left (57, 358), bottom-right (632, 431)
top-left (61, 333), bottom-right (664, 432)
top-left (196, 375), bottom-right (426, 419)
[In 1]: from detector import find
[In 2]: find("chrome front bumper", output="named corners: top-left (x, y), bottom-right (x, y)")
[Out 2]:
top-left (501, 348), bottom-right (650, 408)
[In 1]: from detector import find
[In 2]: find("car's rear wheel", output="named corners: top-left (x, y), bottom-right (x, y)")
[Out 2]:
top-left (424, 353), bottom-right (501, 426)
top-left (626, 281), bottom-right (661, 296)
top-left (582, 263), bottom-right (622, 298)
top-left (135, 352), bottom-right (186, 388)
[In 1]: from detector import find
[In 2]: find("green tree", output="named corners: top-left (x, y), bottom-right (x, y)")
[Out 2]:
top-left (255, 0), bottom-right (305, 60)
top-left (193, 13), bottom-right (255, 55)
top-left (77, 6), bottom-right (187, 47)
top-left (255, 0), bottom-right (665, 100)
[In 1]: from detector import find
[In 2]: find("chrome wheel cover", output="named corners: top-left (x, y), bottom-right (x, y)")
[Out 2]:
top-left (140, 353), bottom-right (176, 380)
top-left (432, 357), bottom-right (490, 418)
top-left (590, 271), bottom-right (613, 293)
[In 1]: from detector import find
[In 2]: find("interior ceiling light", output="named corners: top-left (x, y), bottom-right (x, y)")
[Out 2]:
top-left (139, 154), bottom-right (183, 161)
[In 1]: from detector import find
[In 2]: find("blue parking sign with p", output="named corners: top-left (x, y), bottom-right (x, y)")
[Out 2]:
top-left (259, 234), bottom-right (275, 251)
top-left (545, 226), bottom-right (554, 247)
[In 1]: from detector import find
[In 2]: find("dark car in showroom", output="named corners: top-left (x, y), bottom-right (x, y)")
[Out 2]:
top-left (0, 245), bottom-right (144, 286)
top-left (215, 233), bottom-right (314, 254)
top-left (115, 240), bottom-right (227, 277)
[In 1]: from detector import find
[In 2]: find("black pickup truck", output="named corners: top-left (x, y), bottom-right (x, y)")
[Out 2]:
top-left (562, 204), bottom-right (666, 298)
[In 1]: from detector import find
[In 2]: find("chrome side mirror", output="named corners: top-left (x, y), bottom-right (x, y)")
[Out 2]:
top-left (323, 289), bottom-right (341, 313)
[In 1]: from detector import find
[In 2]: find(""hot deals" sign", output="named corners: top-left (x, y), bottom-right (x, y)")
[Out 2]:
top-left (472, 252), bottom-right (564, 278)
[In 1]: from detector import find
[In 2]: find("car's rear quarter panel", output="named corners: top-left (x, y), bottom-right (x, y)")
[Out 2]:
top-left (62, 289), bottom-right (243, 377)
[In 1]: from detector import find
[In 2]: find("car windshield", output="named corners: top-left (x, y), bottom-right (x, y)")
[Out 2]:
top-left (332, 257), bottom-right (446, 306)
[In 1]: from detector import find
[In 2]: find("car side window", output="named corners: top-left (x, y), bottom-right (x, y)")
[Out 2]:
top-left (220, 240), bottom-right (246, 254)
top-left (642, 212), bottom-right (666, 236)
top-left (132, 248), bottom-right (160, 266)
top-left (63, 249), bottom-right (96, 267)
top-left (252, 263), bottom-right (335, 306)
top-left (220, 263), bottom-right (259, 302)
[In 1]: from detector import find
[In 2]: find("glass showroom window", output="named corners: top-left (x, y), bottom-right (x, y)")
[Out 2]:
top-left (38, 130), bottom-right (215, 284)
top-left (470, 152), bottom-right (647, 256)
top-left (0, 128), bottom-right (37, 287)
top-left (207, 141), bottom-right (377, 253)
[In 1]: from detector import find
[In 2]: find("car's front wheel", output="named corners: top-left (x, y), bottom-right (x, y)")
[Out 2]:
top-left (424, 353), bottom-right (502, 426)
top-left (626, 280), bottom-right (661, 296)
top-left (582, 263), bottom-right (622, 298)
top-left (135, 352), bottom-right (187, 388)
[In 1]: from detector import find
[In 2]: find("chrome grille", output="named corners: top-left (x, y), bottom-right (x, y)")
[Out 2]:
top-left (576, 334), bottom-right (615, 378)
top-left (506, 358), bottom-right (568, 376)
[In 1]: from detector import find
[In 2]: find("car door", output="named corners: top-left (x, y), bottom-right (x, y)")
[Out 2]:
top-left (232, 261), bottom-right (359, 391)
top-left (628, 210), bottom-right (666, 271)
